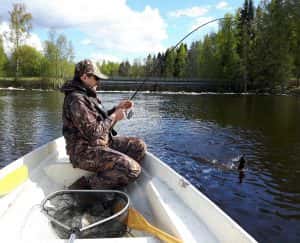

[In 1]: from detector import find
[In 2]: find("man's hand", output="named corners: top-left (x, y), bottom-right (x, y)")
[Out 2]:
top-left (116, 100), bottom-right (134, 110)
top-left (109, 108), bottom-right (125, 123)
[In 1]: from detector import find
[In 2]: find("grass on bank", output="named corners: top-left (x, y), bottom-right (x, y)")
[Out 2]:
top-left (0, 77), bottom-right (66, 89)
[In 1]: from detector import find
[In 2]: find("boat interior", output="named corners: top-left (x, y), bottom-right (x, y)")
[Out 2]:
top-left (0, 137), bottom-right (255, 243)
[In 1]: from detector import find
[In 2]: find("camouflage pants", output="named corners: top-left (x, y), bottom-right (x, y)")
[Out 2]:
top-left (75, 136), bottom-right (147, 189)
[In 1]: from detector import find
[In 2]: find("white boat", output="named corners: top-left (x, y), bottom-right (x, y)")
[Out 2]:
top-left (0, 137), bottom-right (257, 242)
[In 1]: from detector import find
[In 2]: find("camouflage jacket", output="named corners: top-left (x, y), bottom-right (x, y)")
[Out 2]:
top-left (61, 78), bottom-right (116, 162)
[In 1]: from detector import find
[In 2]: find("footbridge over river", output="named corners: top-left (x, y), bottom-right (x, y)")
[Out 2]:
top-left (101, 77), bottom-right (235, 92)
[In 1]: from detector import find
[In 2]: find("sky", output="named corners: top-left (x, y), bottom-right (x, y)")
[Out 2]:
top-left (0, 0), bottom-right (260, 63)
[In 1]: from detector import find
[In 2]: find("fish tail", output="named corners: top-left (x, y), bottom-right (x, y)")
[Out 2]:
top-left (237, 155), bottom-right (246, 171)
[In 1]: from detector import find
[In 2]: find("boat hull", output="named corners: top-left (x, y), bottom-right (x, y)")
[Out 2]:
top-left (0, 137), bottom-right (257, 242)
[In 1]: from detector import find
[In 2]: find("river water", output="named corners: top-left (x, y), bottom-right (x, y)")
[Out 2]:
top-left (0, 89), bottom-right (299, 242)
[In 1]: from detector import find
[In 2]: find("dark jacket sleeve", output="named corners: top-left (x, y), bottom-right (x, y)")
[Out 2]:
top-left (107, 106), bottom-right (116, 116)
top-left (69, 96), bottom-right (114, 142)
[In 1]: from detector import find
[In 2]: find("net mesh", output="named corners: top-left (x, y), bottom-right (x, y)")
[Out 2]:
top-left (41, 190), bottom-right (129, 239)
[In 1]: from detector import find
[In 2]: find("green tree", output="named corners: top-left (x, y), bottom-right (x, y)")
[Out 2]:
top-left (199, 34), bottom-right (219, 79)
top-left (42, 30), bottom-right (74, 79)
top-left (11, 45), bottom-right (43, 76)
top-left (163, 48), bottom-right (176, 77)
top-left (119, 61), bottom-right (130, 76)
top-left (129, 59), bottom-right (143, 77)
top-left (288, 0), bottom-right (300, 86)
top-left (0, 35), bottom-right (8, 76)
top-left (99, 61), bottom-right (120, 77)
top-left (216, 14), bottom-right (240, 85)
top-left (236, 0), bottom-right (255, 91)
top-left (155, 52), bottom-right (164, 77)
top-left (174, 43), bottom-right (187, 78)
top-left (144, 54), bottom-right (154, 77)
top-left (186, 41), bottom-right (202, 78)
top-left (252, 0), bottom-right (292, 90)
top-left (251, 5), bottom-right (270, 88)
top-left (56, 34), bottom-right (74, 78)
top-left (6, 3), bottom-right (32, 79)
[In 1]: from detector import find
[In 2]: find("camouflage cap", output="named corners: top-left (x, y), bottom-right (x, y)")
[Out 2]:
top-left (75, 59), bottom-right (108, 80)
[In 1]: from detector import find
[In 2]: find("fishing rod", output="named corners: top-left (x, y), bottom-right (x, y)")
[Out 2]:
top-left (123, 17), bottom-right (247, 174)
top-left (128, 17), bottom-right (226, 102)
top-left (125, 17), bottom-right (226, 119)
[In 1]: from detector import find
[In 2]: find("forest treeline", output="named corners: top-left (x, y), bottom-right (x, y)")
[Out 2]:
top-left (0, 1), bottom-right (299, 91)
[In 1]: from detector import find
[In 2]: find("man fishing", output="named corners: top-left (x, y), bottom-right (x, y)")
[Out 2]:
top-left (61, 59), bottom-right (147, 189)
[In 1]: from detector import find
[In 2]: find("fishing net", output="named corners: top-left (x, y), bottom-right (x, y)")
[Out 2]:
top-left (41, 190), bottom-right (129, 239)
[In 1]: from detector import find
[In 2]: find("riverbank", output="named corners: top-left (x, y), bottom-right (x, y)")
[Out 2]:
top-left (0, 77), bottom-right (299, 95)
top-left (289, 87), bottom-right (300, 95)
top-left (0, 77), bottom-right (65, 90)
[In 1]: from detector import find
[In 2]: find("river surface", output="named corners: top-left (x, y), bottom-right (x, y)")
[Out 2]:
top-left (0, 89), bottom-right (300, 242)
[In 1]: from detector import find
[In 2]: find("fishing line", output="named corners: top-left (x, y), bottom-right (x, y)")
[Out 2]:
top-left (125, 17), bottom-right (226, 119)
top-left (123, 17), bottom-right (247, 175)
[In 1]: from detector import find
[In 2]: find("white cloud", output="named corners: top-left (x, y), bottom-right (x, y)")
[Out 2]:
top-left (216, 1), bottom-right (231, 10)
top-left (169, 6), bottom-right (209, 18)
top-left (0, 0), bottom-right (168, 56)
top-left (0, 22), bottom-right (11, 54)
top-left (80, 39), bottom-right (92, 45)
top-left (26, 33), bottom-right (43, 52)
top-left (0, 21), bottom-right (43, 55)
top-left (90, 53), bottom-right (121, 64)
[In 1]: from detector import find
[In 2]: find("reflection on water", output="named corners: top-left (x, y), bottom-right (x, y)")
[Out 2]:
top-left (0, 90), bottom-right (300, 242)
top-left (0, 90), bottom-right (63, 167)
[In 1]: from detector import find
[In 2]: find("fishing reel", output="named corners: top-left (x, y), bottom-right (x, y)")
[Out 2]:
top-left (124, 109), bottom-right (134, 119)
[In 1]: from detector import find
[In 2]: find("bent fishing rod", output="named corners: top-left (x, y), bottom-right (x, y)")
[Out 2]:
top-left (124, 17), bottom-right (226, 119)
top-left (128, 17), bottom-right (226, 102)
top-left (114, 17), bottom-right (247, 173)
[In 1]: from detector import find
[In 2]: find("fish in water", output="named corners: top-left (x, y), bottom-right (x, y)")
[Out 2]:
top-left (191, 154), bottom-right (247, 171)
top-left (236, 155), bottom-right (246, 171)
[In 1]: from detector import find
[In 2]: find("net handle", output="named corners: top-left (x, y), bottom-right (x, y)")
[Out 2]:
top-left (40, 189), bottom-right (130, 232)
top-left (69, 233), bottom-right (76, 243)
